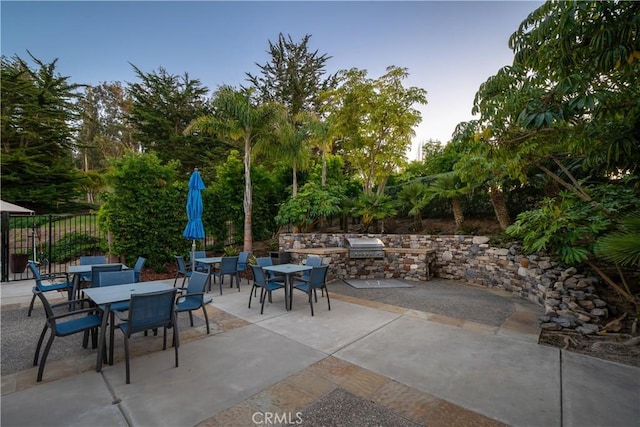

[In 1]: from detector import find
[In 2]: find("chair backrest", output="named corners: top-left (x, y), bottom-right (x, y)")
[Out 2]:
top-left (250, 265), bottom-right (267, 287)
top-left (80, 255), bottom-right (107, 265)
top-left (91, 264), bottom-right (124, 287)
top-left (100, 270), bottom-right (136, 287)
top-left (219, 256), bottom-right (238, 274)
top-left (185, 272), bottom-right (209, 297)
top-left (27, 262), bottom-right (43, 286)
top-left (237, 251), bottom-right (250, 270)
top-left (256, 257), bottom-right (273, 268)
top-left (32, 289), bottom-right (55, 323)
top-left (133, 257), bottom-right (146, 282)
top-left (308, 265), bottom-right (329, 289)
top-left (192, 251), bottom-right (206, 260)
top-left (175, 256), bottom-right (188, 274)
top-left (301, 256), bottom-right (323, 280)
top-left (127, 289), bottom-right (177, 335)
top-left (306, 256), bottom-right (323, 267)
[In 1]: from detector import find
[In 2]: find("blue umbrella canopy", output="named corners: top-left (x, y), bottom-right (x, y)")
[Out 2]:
top-left (183, 169), bottom-right (205, 271)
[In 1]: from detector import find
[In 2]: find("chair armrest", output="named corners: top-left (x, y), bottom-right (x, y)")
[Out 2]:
top-left (50, 307), bottom-right (101, 320)
top-left (50, 298), bottom-right (93, 310)
top-left (40, 272), bottom-right (70, 282)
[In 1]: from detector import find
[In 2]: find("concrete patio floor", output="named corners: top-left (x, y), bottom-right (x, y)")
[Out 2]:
top-left (1, 277), bottom-right (638, 426)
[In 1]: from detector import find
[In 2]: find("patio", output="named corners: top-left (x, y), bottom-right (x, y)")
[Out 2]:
top-left (2, 277), bottom-right (639, 426)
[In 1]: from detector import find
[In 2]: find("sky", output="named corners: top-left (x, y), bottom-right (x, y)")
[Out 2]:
top-left (1, 1), bottom-right (543, 160)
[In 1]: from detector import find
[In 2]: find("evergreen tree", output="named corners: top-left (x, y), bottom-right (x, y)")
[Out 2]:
top-left (126, 65), bottom-right (222, 173)
top-left (1, 53), bottom-right (83, 212)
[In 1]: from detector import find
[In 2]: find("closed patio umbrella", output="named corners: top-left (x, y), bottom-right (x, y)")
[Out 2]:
top-left (183, 168), bottom-right (206, 272)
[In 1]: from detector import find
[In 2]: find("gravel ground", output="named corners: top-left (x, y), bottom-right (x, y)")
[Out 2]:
top-left (299, 388), bottom-right (420, 427)
top-left (330, 278), bottom-right (522, 326)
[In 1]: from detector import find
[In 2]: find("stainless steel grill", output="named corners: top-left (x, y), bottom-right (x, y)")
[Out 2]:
top-left (344, 237), bottom-right (385, 259)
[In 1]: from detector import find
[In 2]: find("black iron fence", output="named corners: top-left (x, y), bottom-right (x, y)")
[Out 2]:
top-left (1, 211), bottom-right (228, 282)
top-left (1, 212), bottom-right (104, 282)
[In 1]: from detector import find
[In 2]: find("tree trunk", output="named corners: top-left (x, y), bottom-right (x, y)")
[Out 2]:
top-left (321, 149), bottom-right (327, 187)
top-left (243, 135), bottom-right (253, 252)
top-left (488, 185), bottom-right (511, 230)
top-left (292, 161), bottom-right (298, 196)
top-left (451, 197), bottom-right (464, 231)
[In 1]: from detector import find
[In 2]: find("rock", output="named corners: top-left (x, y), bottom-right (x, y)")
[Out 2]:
top-left (541, 322), bottom-right (562, 331)
top-left (590, 308), bottom-right (608, 317)
top-left (517, 267), bottom-right (528, 277)
top-left (578, 300), bottom-right (595, 310)
top-left (472, 236), bottom-right (490, 244)
top-left (520, 258), bottom-right (529, 268)
top-left (538, 260), bottom-right (552, 270)
top-left (593, 299), bottom-right (607, 308)
top-left (576, 324), bottom-right (600, 335)
top-left (576, 313), bottom-right (592, 323)
top-left (539, 315), bottom-right (551, 323)
top-left (552, 315), bottom-right (578, 328)
top-left (563, 267), bottom-right (578, 276)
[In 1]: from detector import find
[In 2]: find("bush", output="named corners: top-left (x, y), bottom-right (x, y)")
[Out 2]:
top-left (48, 232), bottom-right (103, 263)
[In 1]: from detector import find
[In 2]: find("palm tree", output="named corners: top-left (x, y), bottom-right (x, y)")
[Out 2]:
top-left (425, 172), bottom-right (471, 232)
top-left (184, 86), bottom-right (283, 251)
top-left (398, 181), bottom-right (429, 231)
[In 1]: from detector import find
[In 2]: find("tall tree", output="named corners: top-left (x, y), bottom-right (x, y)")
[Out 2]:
top-left (323, 66), bottom-right (427, 195)
top-left (77, 82), bottom-right (137, 173)
top-left (246, 33), bottom-right (336, 117)
top-left (127, 65), bottom-right (219, 173)
top-left (185, 86), bottom-right (284, 251)
top-left (473, 1), bottom-right (640, 305)
top-left (1, 53), bottom-right (83, 212)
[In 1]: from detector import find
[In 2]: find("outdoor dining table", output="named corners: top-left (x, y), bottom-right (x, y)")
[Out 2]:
top-left (83, 280), bottom-right (173, 372)
top-left (68, 263), bottom-right (128, 300)
top-left (262, 263), bottom-right (312, 311)
top-left (194, 257), bottom-right (221, 290)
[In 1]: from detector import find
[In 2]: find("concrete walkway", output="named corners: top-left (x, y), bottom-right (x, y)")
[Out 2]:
top-left (1, 277), bottom-right (638, 426)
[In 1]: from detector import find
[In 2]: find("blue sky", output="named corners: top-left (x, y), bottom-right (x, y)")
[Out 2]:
top-left (2, 1), bottom-right (542, 159)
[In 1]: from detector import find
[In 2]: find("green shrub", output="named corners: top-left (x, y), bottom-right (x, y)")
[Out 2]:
top-left (48, 232), bottom-right (103, 263)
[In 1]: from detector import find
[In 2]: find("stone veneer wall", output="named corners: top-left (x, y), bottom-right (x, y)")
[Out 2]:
top-left (280, 233), bottom-right (611, 334)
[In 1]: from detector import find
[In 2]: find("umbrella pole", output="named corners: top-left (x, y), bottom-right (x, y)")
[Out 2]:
top-left (191, 240), bottom-right (196, 272)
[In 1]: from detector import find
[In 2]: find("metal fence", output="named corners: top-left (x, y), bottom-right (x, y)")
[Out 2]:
top-left (1, 212), bottom-right (103, 282)
top-left (1, 211), bottom-right (228, 282)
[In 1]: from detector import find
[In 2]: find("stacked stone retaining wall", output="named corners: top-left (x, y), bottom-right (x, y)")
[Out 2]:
top-left (279, 233), bottom-right (609, 334)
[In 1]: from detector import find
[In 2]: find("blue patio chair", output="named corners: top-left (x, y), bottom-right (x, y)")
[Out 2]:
top-left (256, 256), bottom-right (285, 283)
top-left (249, 265), bottom-right (285, 314)
top-left (133, 256), bottom-right (146, 282)
top-left (32, 288), bottom-right (102, 382)
top-left (191, 251), bottom-right (208, 272)
top-left (237, 251), bottom-right (251, 283)
top-left (90, 269), bottom-right (136, 365)
top-left (212, 256), bottom-right (240, 294)
top-left (173, 255), bottom-right (192, 289)
top-left (90, 264), bottom-right (124, 288)
top-left (293, 265), bottom-right (330, 316)
top-left (292, 256), bottom-right (323, 285)
top-left (27, 262), bottom-right (74, 317)
top-left (79, 255), bottom-right (107, 282)
top-left (175, 272), bottom-right (212, 334)
top-left (116, 288), bottom-right (179, 384)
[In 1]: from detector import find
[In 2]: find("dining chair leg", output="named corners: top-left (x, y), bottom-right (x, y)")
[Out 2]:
top-left (188, 311), bottom-right (194, 327)
top-left (33, 325), bottom-right (48, 366)
top-left (201, 306), bottom-right (210, 334)
top-left (124, 335), bottom-right (131, 384)
top-left (36, 333), bottom-right (56, 382)
top-left (309, 290), bottom-right (315, 316)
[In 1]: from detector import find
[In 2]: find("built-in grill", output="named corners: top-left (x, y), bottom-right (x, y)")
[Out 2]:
top-left (344, 237), bottom-right (385, 259)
